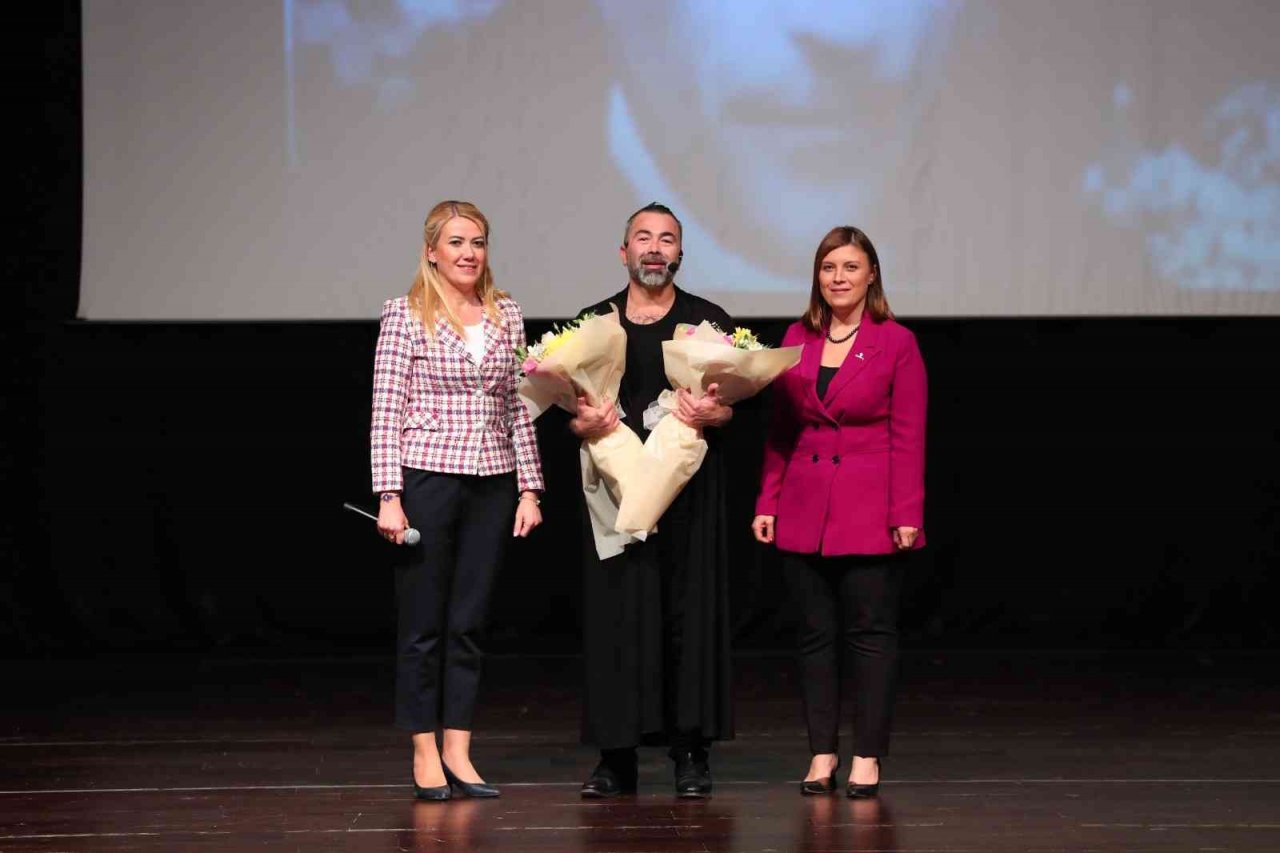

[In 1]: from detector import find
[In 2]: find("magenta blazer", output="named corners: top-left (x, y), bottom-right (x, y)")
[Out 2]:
top-left (755, 316), bottom-right (927, 556)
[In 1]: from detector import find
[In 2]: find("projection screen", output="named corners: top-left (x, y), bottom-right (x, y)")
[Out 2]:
top-left (81, 0), bottom-right (1280, 319)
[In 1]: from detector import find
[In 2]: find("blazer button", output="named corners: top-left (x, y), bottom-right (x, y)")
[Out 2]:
top-left (811, 454), bottom-right (819, 463)
top-left (832, 455), bottom-right (841, 464)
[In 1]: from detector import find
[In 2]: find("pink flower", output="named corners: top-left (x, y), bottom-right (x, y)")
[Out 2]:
top-left (723, 335), bottom-right (733, 344)
top-left (522, 357), bottom-right (538, 374)
top-left (685, 327), bottom-right (696, 336)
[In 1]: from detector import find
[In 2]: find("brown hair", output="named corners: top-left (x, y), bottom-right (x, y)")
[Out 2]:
top-left (802, 226), bottom-right (893, 333)
top-left (408, 200), bottom-right (507, 336)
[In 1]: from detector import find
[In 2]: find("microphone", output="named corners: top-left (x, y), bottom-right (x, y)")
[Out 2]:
top-left (667, 257), bottom-right (681, 273)
top-left (343, 502), bottom-right (421, 546)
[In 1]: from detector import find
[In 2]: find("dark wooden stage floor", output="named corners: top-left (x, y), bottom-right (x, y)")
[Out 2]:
top-left (1, 651), bottom-right (1276, 851)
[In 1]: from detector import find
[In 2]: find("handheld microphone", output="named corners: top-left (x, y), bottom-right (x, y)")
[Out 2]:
top-left (343, 502), bottom-right (421, 546)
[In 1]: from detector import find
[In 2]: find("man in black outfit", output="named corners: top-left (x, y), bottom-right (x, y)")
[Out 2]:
top-left (570, 203), bottom-right (736, 798)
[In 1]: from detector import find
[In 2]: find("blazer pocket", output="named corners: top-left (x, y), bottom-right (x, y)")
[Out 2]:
top-left (402, 411), bottom-right (440, 431)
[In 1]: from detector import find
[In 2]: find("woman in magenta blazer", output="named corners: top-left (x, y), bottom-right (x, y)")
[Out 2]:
top-left (371, 200), bottom-right (544, 801)
top-left (752, 226), bottom-right (926, 799)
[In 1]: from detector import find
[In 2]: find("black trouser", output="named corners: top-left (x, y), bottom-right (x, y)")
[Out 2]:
top-left (782, 552), bottom-right (905, 757)
top-left (395, 469), bottom-right (516, 733)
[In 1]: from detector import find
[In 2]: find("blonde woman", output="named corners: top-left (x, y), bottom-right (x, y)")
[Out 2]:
top-left (371, 201), bottom-right (544, 800)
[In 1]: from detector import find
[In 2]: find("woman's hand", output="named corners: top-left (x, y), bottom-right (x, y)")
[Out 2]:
top-left (893, 526), bottom-right (919, 550)
top-left (513, 492), bottom-right (543, 537)
top-left (569, 396), bottom-right (619, 440)
top-left (377, 494), bottom-right (410, 545)
top-left (752, 514), bottom-right (776, 544)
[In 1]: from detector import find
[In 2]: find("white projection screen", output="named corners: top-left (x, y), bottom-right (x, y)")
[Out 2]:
top-left (82, 0), bottom-right (1280, 320)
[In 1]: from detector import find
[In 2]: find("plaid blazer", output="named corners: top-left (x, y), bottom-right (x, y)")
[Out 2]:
top-left (370, 295), bottom-right (544, 494)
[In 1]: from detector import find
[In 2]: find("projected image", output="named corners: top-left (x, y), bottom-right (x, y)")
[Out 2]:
top-left (288, 0), bottom-right (501, 113)
top-left (286, 0), bottom-right (958, 293)
top-left (79, 1), bottom-right (1280, 318)
top-left (595, 0), bottom-right (955, 292)
top-left (1083, 83), bottom-right (1280, 291)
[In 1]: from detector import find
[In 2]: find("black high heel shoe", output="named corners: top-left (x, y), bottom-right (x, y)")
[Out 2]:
top-left (442, 762), bottom-right (500, 798)
top-left (846, 758), bottom-right (881, 799)
top-left (412, 774), bottom-right (451, 801)
top-left (800, 759), bottom-right (839, 795)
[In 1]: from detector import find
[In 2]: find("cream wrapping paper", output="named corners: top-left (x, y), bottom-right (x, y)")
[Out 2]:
top-left (613, 321), bottom-right (803, 537)
top-left (516, 306), bottom-right (645, 558)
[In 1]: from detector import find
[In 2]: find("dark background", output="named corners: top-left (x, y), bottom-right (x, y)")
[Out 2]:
top-left (4, 2), bottom-right (1277, 659)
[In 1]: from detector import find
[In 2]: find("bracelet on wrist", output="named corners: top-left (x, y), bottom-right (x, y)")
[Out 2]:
top-left (380, 492), bottom-right (401, 502)
top-left (520, 493), bottom-right (541, 505)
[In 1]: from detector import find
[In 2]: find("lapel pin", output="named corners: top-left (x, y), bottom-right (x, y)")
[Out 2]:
top-left (854, 352), bottom-right (865, 361)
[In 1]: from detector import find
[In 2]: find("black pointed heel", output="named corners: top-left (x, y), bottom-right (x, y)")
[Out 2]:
top-left (443, 762), bottom-right (500, 798)
top-left (846, 758), bottom-right (882, 799)
top-left (413, 775), bottom-right (451, 801)
top-left (800, 759), bottom-right (839, 795)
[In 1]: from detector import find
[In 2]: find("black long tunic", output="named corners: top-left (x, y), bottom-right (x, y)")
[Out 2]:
top-left (576, 286), bottom-right (735, 748)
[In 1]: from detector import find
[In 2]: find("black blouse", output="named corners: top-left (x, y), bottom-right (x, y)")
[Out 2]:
top-left (816, 365), bottom-right (839, 401)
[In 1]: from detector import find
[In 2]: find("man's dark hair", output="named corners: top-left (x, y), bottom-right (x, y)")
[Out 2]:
top-left (622, 201), bottom-right (683, 245)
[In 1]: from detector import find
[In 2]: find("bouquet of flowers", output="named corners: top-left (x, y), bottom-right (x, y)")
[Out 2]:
top-left (516, 305), bottom-right (645, 558)
top-left (613, 321), bottom-right (803, 537)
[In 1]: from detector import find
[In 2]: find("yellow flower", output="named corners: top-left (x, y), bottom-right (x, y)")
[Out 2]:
top-left (729, 326), bottom-right (764, 350)
top-left (542, 330), bottom-right (570, 358)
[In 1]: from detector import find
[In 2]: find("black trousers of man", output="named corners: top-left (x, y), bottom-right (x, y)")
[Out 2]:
top-left (582, 484), bottom-right (731, 766)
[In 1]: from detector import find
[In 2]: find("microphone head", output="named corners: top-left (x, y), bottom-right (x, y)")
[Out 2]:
top-left (667, 260), bottom-right (681, 273)
top-left (403, 528), bottom-right (421, 546)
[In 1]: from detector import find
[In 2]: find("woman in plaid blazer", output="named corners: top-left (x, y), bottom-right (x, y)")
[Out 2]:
top-left (370, 200), bottom-right (544, 800)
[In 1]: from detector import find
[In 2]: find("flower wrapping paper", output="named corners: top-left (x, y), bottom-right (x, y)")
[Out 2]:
top-left (516, 306), bottom-right (646, 558)
top-left (613, 321), bottom-right (803, 537)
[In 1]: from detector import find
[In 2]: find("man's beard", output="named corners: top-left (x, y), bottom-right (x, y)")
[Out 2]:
top-left (630, 255), bottom-right (674, 288)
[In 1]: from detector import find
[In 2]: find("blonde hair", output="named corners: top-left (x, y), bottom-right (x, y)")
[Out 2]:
top-left (802, 226), bottom-right (893, 333)
top-left (408, 200), bottom-right (507, 336)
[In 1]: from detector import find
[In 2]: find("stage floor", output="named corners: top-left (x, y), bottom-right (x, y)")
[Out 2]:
top-left (1, 651), bottom-right (1277, 851)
